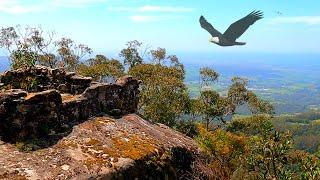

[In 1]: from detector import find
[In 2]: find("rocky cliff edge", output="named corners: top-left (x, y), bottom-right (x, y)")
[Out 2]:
top-left (0, 114), bottom-right (200, 180)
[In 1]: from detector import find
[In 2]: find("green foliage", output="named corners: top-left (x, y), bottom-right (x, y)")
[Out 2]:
top-left (196, 124), bottom-right (247, 178)
top-left (15, 138), bottom-right (50, 152)
top-left (175, 120), bottom-right (199, 138)
top-left (10, 50), bottom-right (37, 69)
top-left (247, 91), bottom-right (275, 115)
top-left (200, 67), bottom-right (219, 86)
top-left (77, 55), bottom-right (124, 82)
top-left (246, 130), bottom-right (293, 179)
top-left (119, 40), bottom-right (143, 69)
top-left (0, 26), bottom-right (92, 71)
top-left (198, 115), bottom-right (320, 180)
top-left (150, 47), bottom-right (166, 64)
top-left (122, 42), bottom-right (189, 127)
top-left (273, 111), bottom-right (320, 153)
top-left (227, 115), bottom-right (274, 136)
top-left (56, 38), bottom-right (92, 71)
top-left (299, 153), bottom-right (320, 180)
top-left (197, 124), bottom-right (247, 161)
top-left (196, 89), bottom-right (230, 129)
top-left (227, 77), bottom-right (252, 110)
top-left (20, 76), bottom-right (40, 91)
top-left (0, 27), bottom-right (18, 49)
top-left (129, 63), bottom-right (189, 127)
top-left (0, 26), bottom-right (56, 69)
top-left (190, 67), bottom-right (274, 130)
top-left (38, 53), bottom-right (58, 68)
top-left (229, 116), bottom-right (294, 180)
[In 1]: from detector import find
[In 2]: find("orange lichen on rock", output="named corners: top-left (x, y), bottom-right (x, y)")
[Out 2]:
top-left (60, 140), bottom-right (79, 149)
top-left (61, 93), bottom-right (81, 102)
top-left (24, 93), bottom-right (35, 100)
top-left (110, 134), bottom-right (158, 160)
top-left (0, 170), bottom-right (28, 180)
top-left (0, 114), bottom-right (200, 179)
top-left (93, 116), bottom-right (115, 125)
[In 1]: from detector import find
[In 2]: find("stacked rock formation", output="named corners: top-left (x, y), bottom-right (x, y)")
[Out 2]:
top-left (0, 66), bottom-right (141, 142)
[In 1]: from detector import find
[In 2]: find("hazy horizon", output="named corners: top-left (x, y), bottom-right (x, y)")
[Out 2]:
top-left (1, 52), bottom-right (320, 71)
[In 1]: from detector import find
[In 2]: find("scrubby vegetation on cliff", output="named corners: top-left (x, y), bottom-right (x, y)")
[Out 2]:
top-left (1, 25), bottom-right (320, 179)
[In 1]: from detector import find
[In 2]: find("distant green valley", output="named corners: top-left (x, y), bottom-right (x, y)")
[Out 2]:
top-left (182, 54), bottom-right (320, 114)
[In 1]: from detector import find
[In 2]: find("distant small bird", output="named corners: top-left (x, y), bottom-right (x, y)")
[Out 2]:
top-left (199, 10), bottom-right (263, 46)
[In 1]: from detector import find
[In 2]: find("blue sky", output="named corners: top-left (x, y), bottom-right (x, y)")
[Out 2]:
top-left (0, 0), bottom-right (320, 56)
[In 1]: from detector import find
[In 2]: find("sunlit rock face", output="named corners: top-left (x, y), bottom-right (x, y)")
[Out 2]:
top-left (0, 114), bottom-right (200, 179)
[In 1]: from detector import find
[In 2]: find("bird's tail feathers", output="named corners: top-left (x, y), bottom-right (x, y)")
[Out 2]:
top-left (235, 42), bottom-right (246, 45)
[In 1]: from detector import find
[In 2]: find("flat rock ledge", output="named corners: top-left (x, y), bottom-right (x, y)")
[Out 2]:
top-left (0, 114), bottom-right (200, 180)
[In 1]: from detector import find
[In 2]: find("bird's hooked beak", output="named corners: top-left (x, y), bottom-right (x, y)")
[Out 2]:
top-left (209, 37), bottom-right (214, 43)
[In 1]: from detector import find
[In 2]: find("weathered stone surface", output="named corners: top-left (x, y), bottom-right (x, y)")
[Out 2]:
top-left (0, 114), bottom-right (200, 179)
top-left (0, 66), bottom-right (92, 94)
top-left (0, 66), bottom-right (205, 179)
top-left (67, 75), bottom-right (92, 94)
top-left (0, 89), bottom-right (27, 120)
top-left (0, 90), bottom-right (62, 142)
top-left (115, 76), bottom-right (141, 115)
top-left (0, 89), bottom-right (27, 102)
top-left (0, 66), bottom-right (141, 142)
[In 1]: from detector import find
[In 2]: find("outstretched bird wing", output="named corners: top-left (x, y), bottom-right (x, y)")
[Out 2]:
top-left (223, 10), bottom-right (263, 41)
top-left (199, 15), bottom-right (222, 37)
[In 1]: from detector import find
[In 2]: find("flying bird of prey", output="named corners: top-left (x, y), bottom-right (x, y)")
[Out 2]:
top-left (199, 10), bottom-right (263, 46)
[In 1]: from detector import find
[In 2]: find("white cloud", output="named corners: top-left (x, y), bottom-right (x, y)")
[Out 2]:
top-left (129, 15), bottom-right (161, 23)
top-left (129, 15), bottom-right (153, 22)
top-left (108, 5), bottom-right (193, 13)
top-left (110, 5), bottom-right (193, 23)
top-left (0, 0), bottom-right (46, 14)
top-left (138, 5), bottom-right (193, 13)
top-left (129, 15), bottom-right (177, 23)
top-left (270, 16), bottom-right (320, 25)
top-left (107, 6), bottom-right (133, 12)
top-left (52, 0), bottom-right (107, 8)
top-left (0, 0), bottom-right (107, 14)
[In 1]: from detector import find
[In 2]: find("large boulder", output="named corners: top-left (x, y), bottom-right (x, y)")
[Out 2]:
top-left (0, 114), bottom-right (200, 179)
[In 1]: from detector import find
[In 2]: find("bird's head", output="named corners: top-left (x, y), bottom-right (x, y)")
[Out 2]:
top-left (209, 37), bottom-right (220, 44)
